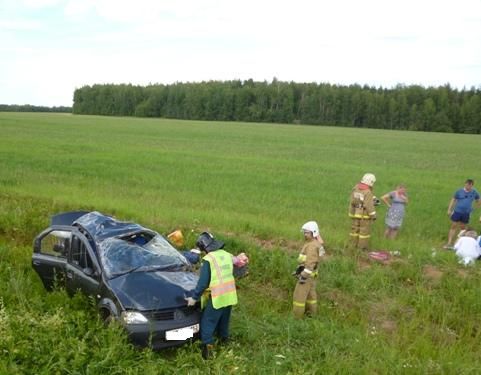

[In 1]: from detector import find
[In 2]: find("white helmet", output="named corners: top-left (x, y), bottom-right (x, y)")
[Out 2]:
top-left (301, 221), bottom-right (319, 237)
top-left (361, 173), bottom-right (376, 187)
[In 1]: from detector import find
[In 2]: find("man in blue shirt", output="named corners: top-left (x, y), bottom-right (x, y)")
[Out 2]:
top-left (445, 179), bottom-right (480, 248)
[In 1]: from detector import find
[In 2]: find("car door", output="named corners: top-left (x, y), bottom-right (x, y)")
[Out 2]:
top-left (66, 231), bottom-right (101, 297)
top-left (32, 227), bottom-right (71, 291)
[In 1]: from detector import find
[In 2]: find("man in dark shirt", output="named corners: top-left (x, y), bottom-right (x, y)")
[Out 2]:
top-left (445, 179), bottom-right (480, 248)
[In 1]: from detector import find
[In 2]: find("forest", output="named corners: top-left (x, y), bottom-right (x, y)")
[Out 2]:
top-left (0, 104), bottom-right (71, 113)
top-left (72, 80), bottom-right (481, 133)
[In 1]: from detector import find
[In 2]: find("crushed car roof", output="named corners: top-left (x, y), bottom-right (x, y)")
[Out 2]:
top-left (51, 211), bottom-right (89, 226)
top-left (57, 211), bottom-right (151, 242)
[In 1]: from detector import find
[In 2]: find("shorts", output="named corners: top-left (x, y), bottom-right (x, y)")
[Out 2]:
top-left (451, 211), bottom-right (470, 224)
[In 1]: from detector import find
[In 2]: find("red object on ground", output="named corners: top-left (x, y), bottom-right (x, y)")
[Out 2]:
top-left (368, 251), bottom-right (390, 261)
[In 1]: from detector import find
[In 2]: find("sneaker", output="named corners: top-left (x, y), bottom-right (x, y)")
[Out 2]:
top-left (442, 244), bottom-right (454, 250)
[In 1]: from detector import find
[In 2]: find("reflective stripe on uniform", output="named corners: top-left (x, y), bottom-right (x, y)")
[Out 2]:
top-left (349, 233), bottom-right (359, 237)
top-left (204, 251), bottom-right (238, 308)
top-left (349, 213), bottom-right (370, 219)
top-left (306, 300), bottom-right (317, 305)
top-left (303, 268), bottom-right (313, 274)
top-left (369, 211), bottom-right (376, 216)
top-left (210, 280), bottom-right (236, 298)
top-left (293, 301), bottom-right (305, 307)
top-left (297, 254), bottom-right (307, 263)
top-left (359, 234), bottom-right (371, 239)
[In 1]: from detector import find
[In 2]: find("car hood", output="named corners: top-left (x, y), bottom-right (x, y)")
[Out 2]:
top-left (107, 271), bottom-right (199, 311)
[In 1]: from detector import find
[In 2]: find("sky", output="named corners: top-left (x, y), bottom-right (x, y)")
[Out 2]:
top-left (1, 0), bottom-right (481, 106)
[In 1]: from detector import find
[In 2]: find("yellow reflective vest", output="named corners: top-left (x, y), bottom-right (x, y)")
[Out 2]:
top-left (203, 250), bottom-right (238, 309)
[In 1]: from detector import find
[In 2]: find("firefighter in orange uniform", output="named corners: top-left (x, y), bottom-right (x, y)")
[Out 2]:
top-left (292, 221), bottom-right (323, 319)
top-left (349, 173), bottom-right (377, 250)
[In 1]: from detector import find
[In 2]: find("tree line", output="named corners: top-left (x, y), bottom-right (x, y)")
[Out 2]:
top-left (72, 80), bottom-right (481, 133)
top-left (0, 104), bottom-right (71, 113)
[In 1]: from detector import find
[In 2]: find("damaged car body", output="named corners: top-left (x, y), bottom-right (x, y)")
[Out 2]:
top-left (32, 211), bottom-right (201, 349)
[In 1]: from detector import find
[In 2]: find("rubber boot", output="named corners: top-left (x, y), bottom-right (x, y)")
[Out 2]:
top-left (202, 344), bottom-right (214, 360)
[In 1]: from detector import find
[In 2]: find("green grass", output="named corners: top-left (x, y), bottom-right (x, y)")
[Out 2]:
top-left (0, 112), bottom-right (481, 373)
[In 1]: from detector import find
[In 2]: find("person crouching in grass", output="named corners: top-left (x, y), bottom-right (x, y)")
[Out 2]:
top-left (454, 229), bottom-right (481, 265)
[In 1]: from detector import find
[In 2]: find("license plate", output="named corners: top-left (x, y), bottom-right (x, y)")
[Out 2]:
top-left (165, 324), bottom-right (199, 341)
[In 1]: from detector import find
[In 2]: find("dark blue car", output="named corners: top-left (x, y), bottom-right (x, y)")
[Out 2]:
top-left (32, 211), bottom-right (201, 349)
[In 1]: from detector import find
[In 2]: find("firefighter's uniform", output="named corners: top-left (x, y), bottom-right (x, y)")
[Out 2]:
top-left (349, 184), bottom-right (376, 249)
top-left (293, 238), bottom-right (321, 319)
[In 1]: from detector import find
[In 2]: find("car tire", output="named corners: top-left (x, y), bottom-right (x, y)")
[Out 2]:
top-left (100, 308), bottom-right (114, 326)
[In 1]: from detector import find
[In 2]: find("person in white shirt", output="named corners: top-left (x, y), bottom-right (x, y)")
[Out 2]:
top-left (454, 230), bottom-right (481, 265)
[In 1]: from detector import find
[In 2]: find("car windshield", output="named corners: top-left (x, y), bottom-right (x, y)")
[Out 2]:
top-left (99, 234), bottom-right (190, 279)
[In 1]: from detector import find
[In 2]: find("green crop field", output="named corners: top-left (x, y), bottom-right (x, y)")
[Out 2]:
top-left (1, 112), bottom-right (481, 374)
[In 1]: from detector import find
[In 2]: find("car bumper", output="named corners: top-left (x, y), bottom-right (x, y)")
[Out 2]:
top-left (124, 312), bottom-right (201, 350)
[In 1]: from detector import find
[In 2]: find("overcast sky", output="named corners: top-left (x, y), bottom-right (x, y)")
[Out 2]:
top-left (1, 0), bottom-right (481, 106)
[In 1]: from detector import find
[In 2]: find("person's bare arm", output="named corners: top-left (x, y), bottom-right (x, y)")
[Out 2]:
top-left (381, 193), bottom-right (391, 207)
top-left (447, 197), bottom-right (456, 216)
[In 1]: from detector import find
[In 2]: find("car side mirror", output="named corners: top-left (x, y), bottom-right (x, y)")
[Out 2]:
top-left (83, 267), bottom-right (94, 277)
top-left (33, 238), bottom-right (41, 252)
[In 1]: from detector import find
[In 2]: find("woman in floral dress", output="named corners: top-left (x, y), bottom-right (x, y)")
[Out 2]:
top-left (381, 185), bottom-right (408, 239)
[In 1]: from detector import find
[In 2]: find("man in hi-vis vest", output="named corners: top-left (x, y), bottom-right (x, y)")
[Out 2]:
top-left (185, 232), bottom-right (237, 360)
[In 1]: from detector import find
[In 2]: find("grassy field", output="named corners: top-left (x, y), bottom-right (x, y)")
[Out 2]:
top-left (1, 112), bottom-right (481, 374)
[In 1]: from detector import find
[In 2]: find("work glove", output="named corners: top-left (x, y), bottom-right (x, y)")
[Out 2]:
top-left (185, 297), bottom-right (197, 306)
top-left (297, 275), bottom-right (307, 284)
top-left (292, 265), bottom-right (304, 277)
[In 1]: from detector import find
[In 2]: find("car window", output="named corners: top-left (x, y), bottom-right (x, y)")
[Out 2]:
top-left (40, 230), bottom-right (71, 257)
top-left (99, 234), bottom-right (190, 278)
top-left (71, 235), bottom-right (94, 271)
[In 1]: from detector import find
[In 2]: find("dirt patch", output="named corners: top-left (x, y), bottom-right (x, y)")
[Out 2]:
top-left (380, 320), bottom-right (397, 334)
top-left (431, 326), bottom-right (458, 345)
top-left (457, 269), bottom-right (469, 279)
top-left (391, 257), bottom-right (409, 266)
top-left (277, 239), bottom-right (302, 253)
top-left (322, 289), bottom-right (358, 311)
top-left (423, 265), bottom-right (444, 282)
top-left (368, 299), bottom-right (400, 335)
top-left (356, 252), bottom-right (408, 270)
top-left (369, 299), bottom-right (396, 317)
top-left (253, 237), bottom-right (301, 253)
top-left (258, 239), bottom-right (277, 250)
top-left (357, 258), bottom-right (372, 270)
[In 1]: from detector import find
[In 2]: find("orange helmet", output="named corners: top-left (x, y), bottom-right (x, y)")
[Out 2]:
top-left (167, 229), bottom-right (184, 247)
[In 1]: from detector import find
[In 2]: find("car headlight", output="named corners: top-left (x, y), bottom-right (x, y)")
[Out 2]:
top-left (121, 311), bottom-right (148, 324)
